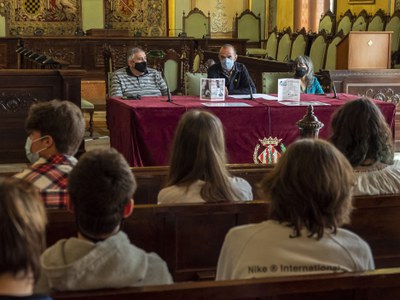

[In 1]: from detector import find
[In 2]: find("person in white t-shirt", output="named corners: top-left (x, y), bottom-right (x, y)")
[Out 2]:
top-left (330, 97), bottom-right (400, 196)
top-left (216, 139), bottom-right (374, 280)
top-left (158, 110), bottom-right (253, 204)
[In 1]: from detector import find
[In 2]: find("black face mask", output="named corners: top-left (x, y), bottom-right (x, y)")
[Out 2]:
top-left (134, 61), bottom-right (147, 73)
top-left (294, 67), bottom-right (307, 78)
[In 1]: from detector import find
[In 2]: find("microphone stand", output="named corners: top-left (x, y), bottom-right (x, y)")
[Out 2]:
top-left (166, 86), bottom-right (172, 103)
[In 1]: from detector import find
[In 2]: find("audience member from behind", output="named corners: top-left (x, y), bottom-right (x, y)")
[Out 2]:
top-left (110, 47), bottom-right (168, 97)
top-left (330, 98), bottom-right (400, 196)
top-left (158, 110), bottom-right (253, 204)
top-left (14, 100), bottom-right (85, 209)
top-left (208, 44), bottom-right (256, 96)
top-left (35, 148), bottom-right (172, 293)
top-left (0, 177), bottom-right (50, 300)
top-left (216, 139), bottom-right (374, 280)
top-left (294, 55), bottom-right (324, 94)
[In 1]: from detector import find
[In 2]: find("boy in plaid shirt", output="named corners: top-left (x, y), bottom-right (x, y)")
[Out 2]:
top-left (15, 100), bottom-right (85, 209)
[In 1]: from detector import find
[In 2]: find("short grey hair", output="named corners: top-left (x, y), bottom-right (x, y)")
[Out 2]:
top-left (127, 48), bottom-right (145, 62)
top-left (220, 44), bottom-right (237, 55)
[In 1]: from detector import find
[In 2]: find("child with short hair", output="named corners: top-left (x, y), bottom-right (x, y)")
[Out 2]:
top-left (35, 148), bottom-right (172, 292)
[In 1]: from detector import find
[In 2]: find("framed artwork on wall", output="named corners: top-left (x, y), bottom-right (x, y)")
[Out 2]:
top-left (348, 0), bottom-right (375, 4)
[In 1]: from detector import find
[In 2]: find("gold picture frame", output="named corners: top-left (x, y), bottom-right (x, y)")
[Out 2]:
top-left (348, 0), bottom-right (375, 4)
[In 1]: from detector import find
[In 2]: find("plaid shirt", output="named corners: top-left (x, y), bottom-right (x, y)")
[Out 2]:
top-left (14, 154), bottom-right (77, 209)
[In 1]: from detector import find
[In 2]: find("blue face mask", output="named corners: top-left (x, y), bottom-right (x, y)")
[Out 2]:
top-left (221, 58), bottom-right (234, 71)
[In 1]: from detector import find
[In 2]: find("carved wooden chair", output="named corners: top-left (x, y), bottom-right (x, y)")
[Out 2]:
top-left (318, 10), bottom-right (336, 36)
top-left (351, 9), bottom-right (369, 31)
top-left (323, 30), bottom-right (345, 70)
top-left (159, 49), bottom-right (188, 95)
top-left (264, 27), bottom-right (279, 59)
top-left (336, 9), bottom-right (353, 36)
top-left (182, 8), bottom-right (211, 39)
top-left (368, 9), bottom-right (386, 31)
top-left (234, 9), bottom-right (262, 52)
top-left (309, 30), bottom-right (328, 72)
top-left (385, 10), bottom-right (400, 54)
top-left (276, 27), bottom-right (292, 62)
top-left (290, 28), bottom-right (307, 61)
top-left (185, 48), bottom-right (209, 96)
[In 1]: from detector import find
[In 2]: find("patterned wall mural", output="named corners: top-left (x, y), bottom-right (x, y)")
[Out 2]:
top-left (104, 0), bottom-right (167, 36)
top-left (7, 0), bottom-right (82, 36)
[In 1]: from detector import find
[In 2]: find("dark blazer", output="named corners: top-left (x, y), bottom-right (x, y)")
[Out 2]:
top-left (207, 62), bottom-right (256, 95)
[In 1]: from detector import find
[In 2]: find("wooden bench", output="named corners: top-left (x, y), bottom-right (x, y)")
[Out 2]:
top-left (46, 201), bottom-right (269, 282)
top-left (132, 163), bottom-right (274, 204)
top-left (51, 267), bottom-right (400, 300)
top-left (46, 194), bottom-right (400, 282)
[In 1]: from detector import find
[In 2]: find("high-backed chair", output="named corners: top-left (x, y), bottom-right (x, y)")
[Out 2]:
top-left (309, 31), bottom-right (328, 72)
top-left (318, 10), bottom-right (336, 35)
top-left (276, 27), bottom-right (292, 62)
top-left (262, 71), bottom-right (295, 94)
top-left (290, 28), bottom-right (307, 61)
top-left (323, 30), bottom-right (345, 70)
top-left (386, 10), bottom-right (400, 54)
top-left (234, 9), bottom-right (261, 49)
top-left (182, 8), bottom-right (211, 39)
top-left (351, 9), bottom-right (368, 31)
top-left (368, 9), bottom-right (386, 31)
top-left (160, 49), bottom-right (188, 95)
top-left (336, 9), bottom-right (353, 36)
top-left (264, 27), bottom-right (279, 59)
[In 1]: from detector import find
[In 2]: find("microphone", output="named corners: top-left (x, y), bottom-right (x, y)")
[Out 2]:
top-left (327, 70), bottom-right (338, 99)
top-left (249, 82), bottom-right (254, 100)
top-left (161, 72), bottom-right (173, 102)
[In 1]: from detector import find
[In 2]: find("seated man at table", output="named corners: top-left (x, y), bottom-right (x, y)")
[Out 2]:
top-left (207, 44), bottom-right (256, 96)
top-left (110, 47), bottom-right (169, 98)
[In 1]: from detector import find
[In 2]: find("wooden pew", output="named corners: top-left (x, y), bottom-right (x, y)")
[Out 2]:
top-left (133, 163), bottom-right (274, 204)
top-left (46, 194), bottom-right (400, 282)
top-left (52, 268), bottom-right (400, 300)
top-left (46, 201), bottom-right (270, 282)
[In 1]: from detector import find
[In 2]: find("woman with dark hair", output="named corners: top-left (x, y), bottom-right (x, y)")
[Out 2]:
top-left (330, 98), bottom-right (400, 195)
top-left (158, 110), bottom-right (253, 204)
top-left (216, 139), bottom-right (374, 280)
top-left (294, 55), bottom-right (324, 94)
top-left (0, 177), bottom-right (51, 299)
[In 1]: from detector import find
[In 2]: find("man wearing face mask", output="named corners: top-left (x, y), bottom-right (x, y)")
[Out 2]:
top-left (207, 44), bottom-right (256, 96)
top-left (293, 55), bottom-right (324, 94)
top-left (110, 47), bottom-right (168, 97)
top-left (14, 100), bottom-right (85, 209)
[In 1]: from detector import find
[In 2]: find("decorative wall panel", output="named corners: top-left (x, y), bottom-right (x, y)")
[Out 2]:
top-left (104, 0), bottom-right (167, 36)
top-left (8, 0), bottom-right (82, 36)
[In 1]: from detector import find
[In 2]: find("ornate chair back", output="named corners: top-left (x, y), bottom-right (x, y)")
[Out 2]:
top-left (183, 8), bottom-right (211, 39)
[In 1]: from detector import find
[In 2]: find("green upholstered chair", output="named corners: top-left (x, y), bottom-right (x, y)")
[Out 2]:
top-left (309, 31), bottom-right (328, 72)
top-left (386, 11), bottom-right (400, 54)
top-left (184, 72), bottom-right (208, 96)
top-left (276, 28), bottom-right (292, 62)
top-left (318, 10), bottom-right (335, 35)
top-left (368, 9), bottom-right (386, 31)
top-left (160, 49), bottom-right (188, 95)
top-left (264, 28), bottom-right (279, 59)
top-left (336, 10), bottom-right (353, 36)
top-left (81, 98), bottom-right (94, 137)
top-left (324, 31), bottom-right (344, 70)
top-left (290, 28), bottom-right (307, 61)
top-left (262, 72), bottom-right (295, 94)
top-left (235, 9), bottom-right (262, 51)
top-left (182, 8), bottom-right (210, 39)
top-left (351, 10), bottom-right (368, 31)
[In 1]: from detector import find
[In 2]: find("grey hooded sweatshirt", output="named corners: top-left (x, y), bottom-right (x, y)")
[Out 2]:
top-left (35, 231), bottom-right (173, 293)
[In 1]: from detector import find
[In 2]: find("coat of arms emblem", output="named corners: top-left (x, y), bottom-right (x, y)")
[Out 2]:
top-left (253, 137), bottom-right (286, 164)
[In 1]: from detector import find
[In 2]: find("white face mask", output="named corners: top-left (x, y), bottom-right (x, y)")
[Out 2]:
top-left (25, 136), bottom-right (48, 163)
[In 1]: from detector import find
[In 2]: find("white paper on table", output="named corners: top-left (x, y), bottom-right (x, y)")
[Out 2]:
top-left (201, 102), bottom-right (252, 107)
top-left (278, 78), bottom-right (301, 102)
top-left (279, 101), bottom-right (330, 106)
top-left (229, 94), bottom-right (278, 100)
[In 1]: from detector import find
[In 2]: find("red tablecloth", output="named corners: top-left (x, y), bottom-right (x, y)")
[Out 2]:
top-left (107, 94), bottom-right (396, 167)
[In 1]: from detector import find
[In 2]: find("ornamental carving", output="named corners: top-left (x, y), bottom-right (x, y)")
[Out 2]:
top-left (104, 0), bottom-right (167, 36)
top-left (8, 0), bottom-right (82, 36)
top-left (211, 0), bottom-right (229, 33)
top-left (362, 88), bottom-right (400, 106)
top-left (0, 92), bottom-right (38, 113)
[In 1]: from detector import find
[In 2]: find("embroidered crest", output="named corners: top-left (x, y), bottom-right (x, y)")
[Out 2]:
top-left (253, 137), bottom-right (286, 164)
